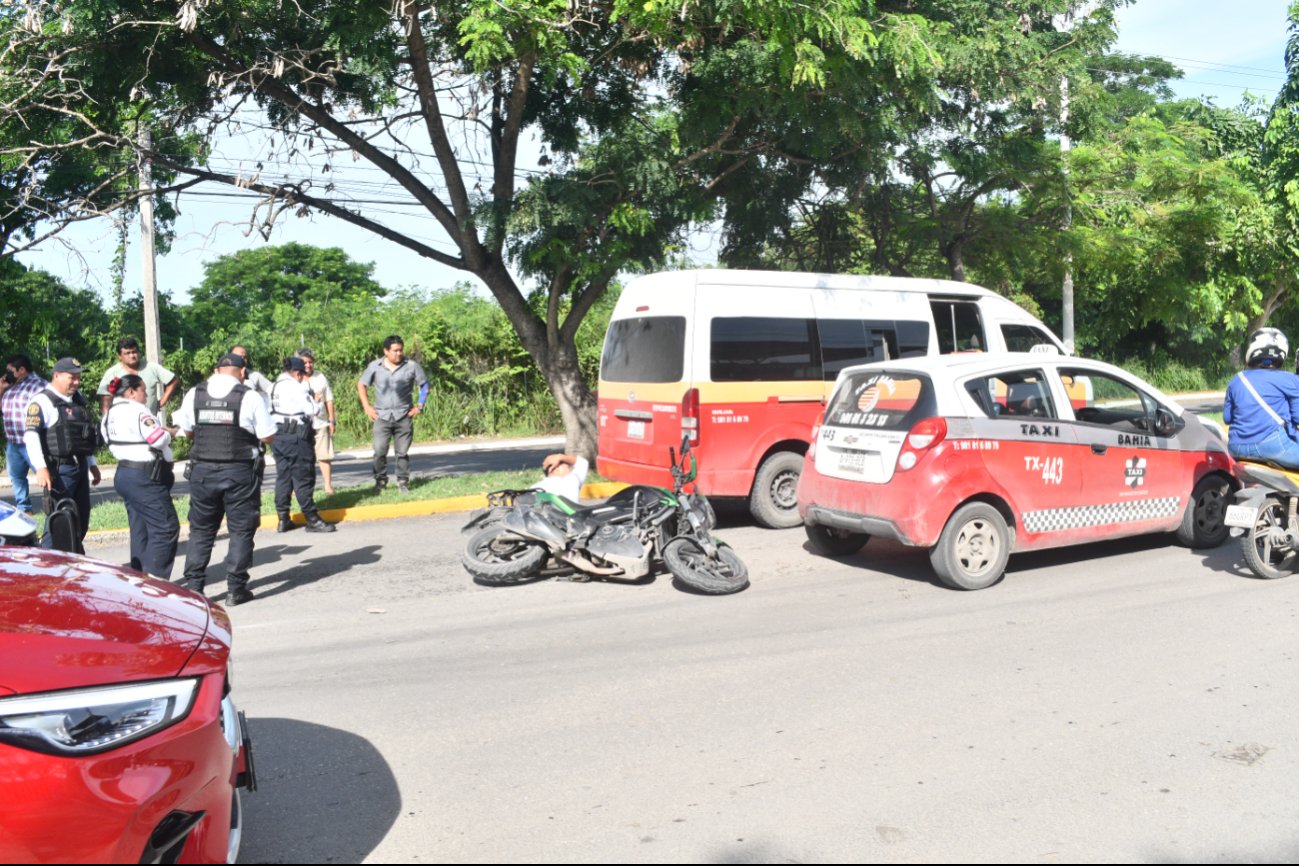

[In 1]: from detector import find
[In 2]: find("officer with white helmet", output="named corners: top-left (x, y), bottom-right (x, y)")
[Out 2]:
top-left (1223, 327), bottom-right (1299, 469)
top-left (101, 373), bottom-right (179, 579)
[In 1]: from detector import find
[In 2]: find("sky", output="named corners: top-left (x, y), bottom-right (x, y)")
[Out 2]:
top-left (12, 0), bottom-right (1295, 306)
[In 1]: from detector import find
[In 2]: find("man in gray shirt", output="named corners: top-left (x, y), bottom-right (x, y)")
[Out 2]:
top-left (357, 335), bottom-right (428, 493)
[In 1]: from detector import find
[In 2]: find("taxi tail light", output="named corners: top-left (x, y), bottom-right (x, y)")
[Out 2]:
top-left (897, 417), bottom-right (947, 471)
top-left (808, 408), bottom-right (827, 459)
top-left (681, 388), bottom-right (700, 444)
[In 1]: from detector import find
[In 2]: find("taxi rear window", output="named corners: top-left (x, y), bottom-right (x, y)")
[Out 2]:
top-left (826, 372), bottom-right (934, 430)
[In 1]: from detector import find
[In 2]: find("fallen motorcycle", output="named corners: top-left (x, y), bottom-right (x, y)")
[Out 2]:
top-left (461, 437), bottom-right (749, 594)
top-left (1226, 460), bottom-right (1299, 579)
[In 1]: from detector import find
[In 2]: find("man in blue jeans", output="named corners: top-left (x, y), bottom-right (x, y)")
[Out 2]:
top-left (1223, 328), bottom-right (1299, 469)
top-left (1, 354), bottom-right (48, 514)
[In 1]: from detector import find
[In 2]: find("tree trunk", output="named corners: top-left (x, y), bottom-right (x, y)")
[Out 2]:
top-left (944, 239), bottom-right (967, 282)
top-left (544, 347), bottom-right (599, 460)
top-left (1234, 277), bottom-right (1292, 367)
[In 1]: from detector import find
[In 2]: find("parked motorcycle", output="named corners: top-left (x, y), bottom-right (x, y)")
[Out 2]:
top-left (460, 437), bottom-right (749, 594)
top-left (1225, 460), bottom-right (1299, 579)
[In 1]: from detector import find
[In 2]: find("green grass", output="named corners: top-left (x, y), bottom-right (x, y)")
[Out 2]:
top-left (77, 467), bottom-right (607, 533)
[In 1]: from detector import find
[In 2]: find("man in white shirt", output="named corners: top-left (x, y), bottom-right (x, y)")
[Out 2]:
top-left (533, 452), bottom-right (589, 502)
top-left (270, 356), bottom-right (334, 533)
top-left (173, 353), bottom-right (277, 605)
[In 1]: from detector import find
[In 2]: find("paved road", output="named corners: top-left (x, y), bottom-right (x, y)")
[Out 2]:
top-left (85, 507), bottom-right (1299, 863)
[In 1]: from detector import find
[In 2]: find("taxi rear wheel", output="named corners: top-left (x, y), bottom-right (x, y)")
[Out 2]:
top-left (1176, 475), bottom-right (1231, 548)
top-left (930, 503), bottom-right (1010, 591)
top-left (804, 523), bottom-right (869, 557)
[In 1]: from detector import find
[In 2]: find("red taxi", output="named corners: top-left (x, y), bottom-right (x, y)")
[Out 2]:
top-left (0, 548), bottom-right (254, 863)
top-left (797, 354), bottom-right (1236, 589)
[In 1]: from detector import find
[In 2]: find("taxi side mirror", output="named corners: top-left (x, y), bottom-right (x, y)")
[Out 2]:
top-left (1153, 408), bottom-right (1178, 438)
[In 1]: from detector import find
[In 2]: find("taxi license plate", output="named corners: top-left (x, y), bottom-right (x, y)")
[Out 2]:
top-left (838, 450), bottom-right (866, 473)
top-left (626, 420), bottom-right (646, 440)
top-left (1225, 504), bottom-right (1259, 529)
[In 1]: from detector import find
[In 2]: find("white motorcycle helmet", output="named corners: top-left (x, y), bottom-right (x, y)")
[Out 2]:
top-left (1246, 327), bottom-right (1289, 369)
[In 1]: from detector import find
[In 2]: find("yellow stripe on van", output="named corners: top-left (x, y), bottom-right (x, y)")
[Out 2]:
top-left (599, 380), bottom-right (832, 404)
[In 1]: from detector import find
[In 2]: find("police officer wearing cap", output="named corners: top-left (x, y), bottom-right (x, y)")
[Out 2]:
top-left (173, 352), bottom-right (277, 605)
top-left (23, 357), bottom-right (102, 548)
top-left (271, 356), bottom-right (335, 533)
top-left (101, 373), bottom-right (180, 579)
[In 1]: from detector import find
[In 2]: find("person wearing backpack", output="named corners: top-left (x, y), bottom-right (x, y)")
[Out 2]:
top-left (22, 357), bottom-right (101, 548)
top-left (1223, 327), bottom-right (1299, 469)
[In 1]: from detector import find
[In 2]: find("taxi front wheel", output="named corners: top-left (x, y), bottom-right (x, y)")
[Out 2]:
top-left (930, 503), bottom-right (1010, 591)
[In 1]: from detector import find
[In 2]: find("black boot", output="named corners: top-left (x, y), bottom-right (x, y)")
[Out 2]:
top-left (277, 514), bottom-right (294, 533)
top-left (305, 517), bottom-right (336, 533)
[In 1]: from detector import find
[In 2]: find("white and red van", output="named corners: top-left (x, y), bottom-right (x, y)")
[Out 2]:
top-left (595, 269), bottom-right (1067, 527)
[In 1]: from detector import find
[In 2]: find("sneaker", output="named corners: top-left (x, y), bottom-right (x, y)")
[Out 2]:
top-left (305, 519), bottom-right (336, 533)
top-left (277, 516), bottom-right (294, 533)
top-left (178, 579), bottom-right (205, 594)
top-left (226, 587), bottom-right (255, 606)
top-left (374, 478), bottom-right (388, 492)
top-left (397, 480), bottom-right (410, 494)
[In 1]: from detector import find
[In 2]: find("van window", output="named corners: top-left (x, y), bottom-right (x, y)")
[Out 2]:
top-left (818, 320), bottom-right (891, 380)
top-left (931, 300), bottom-right (985, 354)
top-left (826, 372), bottom-right (935, 430)
top-left (896, 320), bottom-right (930, 358)
top-left (601, 316), bottom-right (687, 383)
top-left (1002, 323), bottom-right (1057, 353)
top-left (712, 317), bottom-right (819, 381)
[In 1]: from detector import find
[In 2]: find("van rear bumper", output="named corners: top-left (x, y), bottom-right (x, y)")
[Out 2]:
top-left (597, 456), bottom-right (754, 497)
top-left (804, 505), bottom-right (917, 547)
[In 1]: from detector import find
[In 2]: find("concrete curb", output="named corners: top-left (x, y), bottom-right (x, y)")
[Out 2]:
top-left (83, 480), bottom-right (630, 544)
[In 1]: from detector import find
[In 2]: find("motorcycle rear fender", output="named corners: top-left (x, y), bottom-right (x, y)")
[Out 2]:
top-left (1233, 485), bottom-right (1279, 509)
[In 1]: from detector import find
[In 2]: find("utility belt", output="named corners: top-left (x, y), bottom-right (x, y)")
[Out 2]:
top-left (119, 456), bottom-right (174, 483)
top-left (183, 456), bottom-right (258, 481)
top-left (274, 415), bottom-right (313, 439)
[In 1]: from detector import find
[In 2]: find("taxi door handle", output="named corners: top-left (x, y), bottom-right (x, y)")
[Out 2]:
top-left (1092, 444), bottom-right (1107, 455)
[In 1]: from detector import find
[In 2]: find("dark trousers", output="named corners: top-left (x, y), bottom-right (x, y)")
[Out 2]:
top-left (273, 435), bottom-right (320, 520)
top-left (183, 461), bottom-right (260, 591)
top-left (372, 415), bottom-right (413, 483)
top-left (114, 464), bottom-right (179, 578)
top-left (41, 458), bottom-right (90, 548)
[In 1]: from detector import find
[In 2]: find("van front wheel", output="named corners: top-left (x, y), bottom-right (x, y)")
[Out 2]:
top-left (749, 451), bottom-right (804, 529)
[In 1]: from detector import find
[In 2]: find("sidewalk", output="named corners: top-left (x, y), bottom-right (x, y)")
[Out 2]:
top-left (0, 434), bottom-right (566, 490)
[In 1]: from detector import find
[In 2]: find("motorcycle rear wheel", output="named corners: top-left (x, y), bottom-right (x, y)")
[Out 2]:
top-left (664, 537), bottom-right (750, 595)
top-left (462, 526), bottom-right (547, 585)
top-left (1241, 499), bottom-right (1299, 580)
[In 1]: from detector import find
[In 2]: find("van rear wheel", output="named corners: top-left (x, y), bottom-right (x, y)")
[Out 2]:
top-left (749, 451), bottom-right (804, 529)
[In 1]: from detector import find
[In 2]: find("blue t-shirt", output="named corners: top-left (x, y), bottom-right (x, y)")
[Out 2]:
top-left (1223, 368), bottom-right (1299, 447)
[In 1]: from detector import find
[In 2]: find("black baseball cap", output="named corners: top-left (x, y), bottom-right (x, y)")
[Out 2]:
top-left (216, 353), bottom-right (247, 369)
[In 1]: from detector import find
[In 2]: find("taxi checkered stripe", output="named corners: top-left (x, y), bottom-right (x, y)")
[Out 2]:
top-left (1022, 497), bottom-right (1182, 534)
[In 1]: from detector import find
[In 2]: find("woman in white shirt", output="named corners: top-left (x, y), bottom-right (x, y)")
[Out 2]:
top-left (102, 374), bottom-right (180, 580)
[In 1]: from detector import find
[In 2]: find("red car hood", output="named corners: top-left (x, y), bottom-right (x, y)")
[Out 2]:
top-left (0, 548), bottom-right (213, 695)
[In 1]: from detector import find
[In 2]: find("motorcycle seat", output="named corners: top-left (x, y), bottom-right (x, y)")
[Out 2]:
top-left (1236, 459), bottom-right (1299, 491)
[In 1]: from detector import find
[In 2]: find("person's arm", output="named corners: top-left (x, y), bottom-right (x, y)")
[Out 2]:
top-left (22, 401), bottom-right (50, 488)
top-left (542, 453), bottom-right (577, 474)
top-left (357, 367), bottom-right (378, 421)
top-left (409, 364), bottom-right (429, 418)
top-left (158, 369), bottom-right (179, 407)
top-left (96, 369), bottom-right (114, 416)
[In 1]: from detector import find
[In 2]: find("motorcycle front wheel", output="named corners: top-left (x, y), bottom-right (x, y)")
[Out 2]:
top-left (663, 537), bottom-right (750, 595)
top-left (1241, 498), bottom-right (1299, 580)
top-left (461, 526), bottom-right (548, 585)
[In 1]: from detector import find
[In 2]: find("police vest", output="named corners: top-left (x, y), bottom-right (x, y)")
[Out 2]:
top-left (190, 383), bottom-right (259, 462)
top-left (41, 388), bottom-right (99, 460)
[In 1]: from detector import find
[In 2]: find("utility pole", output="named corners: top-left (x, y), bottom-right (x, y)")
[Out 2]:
top-left (1060, 75), bottom-right (1075, 354)
top-left (138, 127), bottom-right (162, 367)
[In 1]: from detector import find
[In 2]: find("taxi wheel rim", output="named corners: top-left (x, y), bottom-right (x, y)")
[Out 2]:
top-left (955, 518), bottom-right (999, 577)
top-left (1194, 485), bottom-right (1226, 530)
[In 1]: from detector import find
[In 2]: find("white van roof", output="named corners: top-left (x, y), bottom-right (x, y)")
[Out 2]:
top-left (647, 268), bottom-right (1001, 298)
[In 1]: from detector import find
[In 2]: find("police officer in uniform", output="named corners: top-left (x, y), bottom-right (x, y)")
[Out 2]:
top-left (22, 357), bottom-right (101, 548)
top-left (271, 356), bottom-right (336, 533)
top-left (101, 373), bottom-right (180, 579)
top-left (173, 352), bottom-right (276, 606)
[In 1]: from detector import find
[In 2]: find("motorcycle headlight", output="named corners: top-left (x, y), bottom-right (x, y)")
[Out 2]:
top-left (0, 679), bottom-right (198, 756)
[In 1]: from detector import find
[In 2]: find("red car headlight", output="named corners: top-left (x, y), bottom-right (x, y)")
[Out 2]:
top-left (0, 678), bottom-right (198, 756)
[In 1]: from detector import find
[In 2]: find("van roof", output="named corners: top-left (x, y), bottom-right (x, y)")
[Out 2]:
top-left (634, 269), bottom-right (1001, 298)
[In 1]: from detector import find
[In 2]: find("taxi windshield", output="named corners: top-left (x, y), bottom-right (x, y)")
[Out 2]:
top-left (826, 371), bottom-right (934, 430)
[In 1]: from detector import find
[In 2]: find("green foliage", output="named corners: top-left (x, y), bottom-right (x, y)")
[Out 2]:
top-left (0, 258), bottom-right (111, 365)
